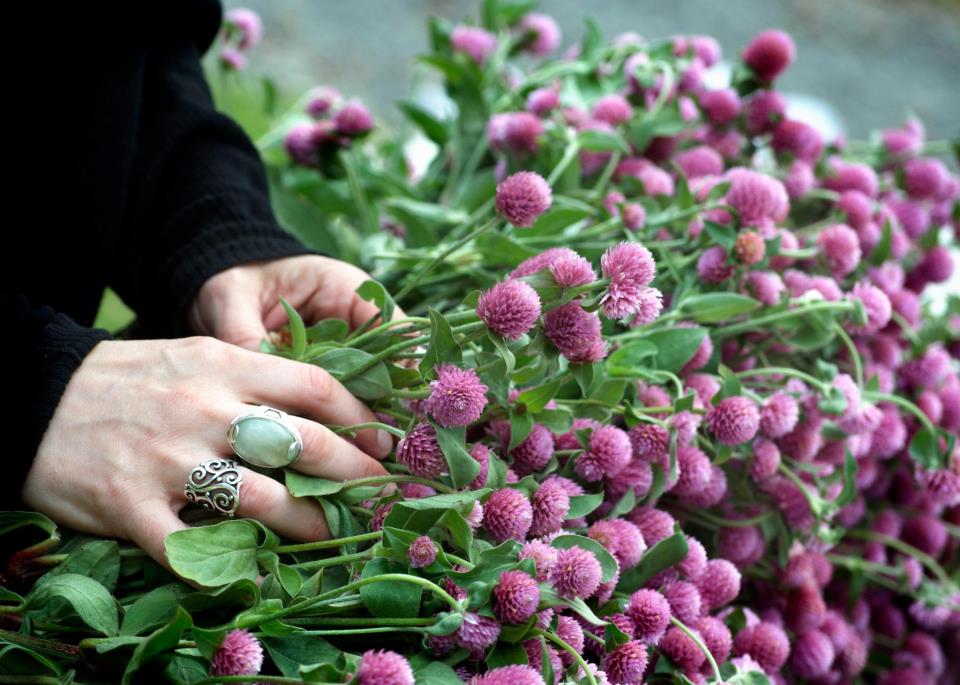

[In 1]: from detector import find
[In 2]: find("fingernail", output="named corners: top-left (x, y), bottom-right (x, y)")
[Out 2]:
top-left (377, 430), bottom-right (394, 455)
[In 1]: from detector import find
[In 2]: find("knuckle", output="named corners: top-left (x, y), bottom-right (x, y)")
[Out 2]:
top-left (300, 423), bottom-right (329, 460)
top-left (303, 364), bottom-right (334, 399)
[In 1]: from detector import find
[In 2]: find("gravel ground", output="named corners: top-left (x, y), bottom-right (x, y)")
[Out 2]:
top-left (224, 0), bottom-right (959, 141)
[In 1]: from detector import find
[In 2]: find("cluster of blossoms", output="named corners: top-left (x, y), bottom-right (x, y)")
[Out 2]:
top-left (219, 7), bottom-right (263, 71)
top-left (283, 86), bottom-right (375, 167)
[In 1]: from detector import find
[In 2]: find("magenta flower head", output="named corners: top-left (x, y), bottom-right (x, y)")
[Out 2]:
top-left (550, 252), bottom-right (597, 288)
top-left (426, 364), bottom-right (488, 428)
top-left (817, 224), bottom-right (861, 276)
top-left (697, 559), bottom-right (742, 609)
top-left (697, 246), bottom-right (734, 284)
top-left (553, 546), bottom-right (602, 599)
top-left (698, 616), bottom-right (733, 664)
top-left (510, 247), bottom-right (577, 279)
top-left (407, 535), bottom-right (436, 569)
top-left (498, 113), bottom-right (546, 155)
top-left (734, 621), bottom-right (791, 672)
top-left (700, 88), bottom-right (742, 125)
top-left (734, 230), bottom-right (766, 266)
top-left (629, 507), bottom-right (676, 546)
top-left (592, 94), bottom-right (634, 126)
top-left (915, 245), bottom-right (955, 283)
top-left (575, 425), bottom-right (631, 482)
top-left (224, 8), bottom-right (263, 50)
top-left (219, 46), bottom-right (248, 71)
top-left (724, 167), bottom-right (790, 227)
top-left (530, 479), bottom-right (571, 537)
top-left (849, 281), bottom-right (892, 334)
top-left (334, 100), bottom-right (374, 137)
top-left (760, 392), bottom-right (799, 438)
top-left (630, 287), bottom-right (664, 327)
top-left (496, 171), bottom-right (552, 228)
top-left (526, 86), bottom-right (560, 116)
top-left (604, 640), bottom-right (648, 684)
top-left (745, 89), bottom-right (788, 135)
top-left (520, 539), bottom-right (558, 582)
top-left (742, 29), bottom-right (796, 82)
top-left (904, 157), bottom-right (949, 201)
top-left (469, 665), bottom-right (546, 685)
top-left (662, 579), bottom-right (703, 624)
top-left (555, 615), bottom-right (585, 666)
top-left (744, 270), bottom-right (786, 306)
top-left (772, 119), bottom-right (824, 163)
top-left (628, 423), bottom-right (669, 462)
top-left (659, 626), bottom-right (707, 673)
top-left (484, 488), bottom-right (533, 543)
top-left (673, 445), bottom-right (712, 499)
top-left (493, 570), bottom-right (540, 624)
top-left (627, 589), bottom-right (672, 644)
top-left (600, 242), bottom-right (657, 319)
top-left (456, 612), bottom-right (501, 658)
top-left (784, 159), bottom-right (816, 200)
top-left (477, 280), bottom-right (541, 340)
top-left (356, 649), bottom-right (415, 685)
top-left (675, 146), bottom-right (724, 179)
top-left (790, 630), bottom-right (836, 679)
top-left (305, 86), bottom-right (341, 118)
top-left (469, 443), bottom-right (492, 489)
top-left (210, 629), bottom-right (263, 676)
top-left (451, 24), bottom-right (497, 65)
top-left (284, 123), bottom-right (319, 167)
top-left (544, 302), bottom-right (602, 361)
top-left (707, 396), bottom-right (760, 446)
top-left (751, 439), bottom-right (782, 482)
top-left (510, 424), bottom-right (555, 475)
top-left (396, 423), bottom-right (447, 478)
top-left (517, 13), bottom-right (562, 56)
top-left (622, 202), bottom-right (647, 231)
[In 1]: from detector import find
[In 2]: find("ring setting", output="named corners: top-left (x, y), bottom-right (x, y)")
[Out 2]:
top-left (184, 459), bottom-right (243, 517)
top-left (228, 405), bottom-right (303, 468)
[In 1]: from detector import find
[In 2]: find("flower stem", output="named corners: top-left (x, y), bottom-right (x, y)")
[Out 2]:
top-left (276, 531), bottom-right (383, 554)
top-left (846, 529), bottom-right (955, 588)
top-left (532, 628), bottom-right (598, 685)
top-left (862, 391), bottom-right (938, 438)
top-left (671, 617), bottom-right (722, 683)
top-left (291, 550), bottom-right (372, 572)
top-left (547, 135), bottom-right (581, 186)
top-left (833, 323), bottom-right (863, 387)
top-left (329, 422), bottom-right (407, 438)
top-left (713, 300), bottom-right (853, 338)
top-left (736, 366), bottom-right (829, 393)
top-left (339, 474), bottom-right (457, 495)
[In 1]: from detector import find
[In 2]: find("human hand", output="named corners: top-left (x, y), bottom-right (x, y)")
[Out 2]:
top-left (23, 336), bottom-right (393, 567)
top-left (188, 255), bottom-right (397, 351)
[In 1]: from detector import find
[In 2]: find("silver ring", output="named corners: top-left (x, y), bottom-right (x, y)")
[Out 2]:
top-left (184, 459), bottom-right (243, 517)
top-left (227, 405), bottom-right (304, 469)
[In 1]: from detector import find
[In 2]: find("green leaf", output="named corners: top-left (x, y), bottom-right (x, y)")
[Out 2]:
top-left (397, 99), bottom-right (450, 145)
top-left (360, 558), bottom-right (422, 618)
top-left (0, 511), bottom-right (58, 545)
top-left (606, 340), bottom-right (658, 375)
top-left (550, 534), bottom-right (618, 583)
top-left (868, 220), bottom-right (892, 266)
top-left (420, 308), bottom-right (462, 379)
top-left (433, 424), bottom-right (482, 488)
top-left (262, 634), bottom-right (343, 678)
top-left (577, 128), bottom-right (630, 154)
top-left (909, 426), bottom-right (945, 470)
top-left (629, 327), bottom-right (708, 374)
top-left (284, 471), bottom-right (345, 498)
top-left (704, 221), bottom-right (736, 251)
top-left (306, 318), bottom-right (349, 343)
top-left (607, 488), bottom-right (637, 520)
top-left (618, 532), bottom-right (690, 593)
top-left (567, 492), bottom-right (605, 519)
top-left (716, 364), bottom-right (742, 401)
top-left (835, 449), bottom-right (859, 508)
top-left (508, 410), bottom-right (535, 451)
top-left (517, 377), bottom-right (564, 414)
top-left (680, 293), bottom-right (760, 323)
top-left (605, 620), bottom-right (631, 650)
top-left (524, 206), bottom-right (592, 237)
top-left (414, 660), bottom-right (463, 685)
top-left (122, 607), bottom-right (192, 685)
top-left (26, 573), bottom-right (118, 636)
top-left (46, 539), bottom-right (120, 592)
top-left (314, 348), bottom-right (393, 400)
top-left (121, 584), bottom-right (189, 636)
top-left (280, 297), bottom-right (307, 360)
top-left (165, 519), bottom-right (262, 587)
top-left (383, 197), bottom-right (468, 224)
top-left (355, 280), bottom-right (396, 327)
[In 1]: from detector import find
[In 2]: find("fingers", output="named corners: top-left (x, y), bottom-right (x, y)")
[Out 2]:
top-left (287, 416), bottom-right (390, 481)
top-left (233, 354), bottom-right (393, 458)
top-left (209, 296), bottom-right (271, 352)
top-left (235, 467), bottom-right (331, 542)
top-left (127, 504), bottom-right (189, 570)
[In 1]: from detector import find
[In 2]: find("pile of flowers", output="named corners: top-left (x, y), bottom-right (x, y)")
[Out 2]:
top-left (2, 2), bottom-right (959, 683)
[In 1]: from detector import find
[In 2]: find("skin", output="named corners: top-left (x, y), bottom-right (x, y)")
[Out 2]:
top-left (23, 255), bottom-right (397, 568)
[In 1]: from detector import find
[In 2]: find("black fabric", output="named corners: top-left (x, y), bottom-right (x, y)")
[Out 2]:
top-left (4, 1), bottom-right (311, 507)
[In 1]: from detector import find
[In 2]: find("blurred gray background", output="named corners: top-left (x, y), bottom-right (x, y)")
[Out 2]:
top-left (224, 0), bottom-right (960, 141)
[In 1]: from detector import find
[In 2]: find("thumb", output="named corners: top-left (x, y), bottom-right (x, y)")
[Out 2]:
top-left (212, 295), bottom-right (271, 351)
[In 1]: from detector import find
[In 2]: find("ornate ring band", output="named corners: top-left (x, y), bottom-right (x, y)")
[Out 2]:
top-left (227, 405), bottom-right (304, 469)
top-left (184, 459), bottom-right (243, 517)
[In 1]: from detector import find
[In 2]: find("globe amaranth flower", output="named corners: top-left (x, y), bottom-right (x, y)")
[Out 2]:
top-left (492, 570), bottom-right (540, 624)
top-left (451, 24), bottom-right (497, 65)
top-left (456, 612), bottom-right (501, 658)
top-left (790, 630), bottom-right (836, 679)
top-left (396, 424), bottom-right (447, 478)
top-left (627, 589), bottom-right (672, 644)
top-left (549, 252), bottom-right (596, 288)
top-left (698, 616), bottom-right (733, 664)
top-left (600, 242), bottom-right (657, 319)
top-left (529, 479), bottom-right (571, 537)
top-left (521, 639), bottom-right (562, 680)
top-left (510, 424), bottom-right (555, 476)
top-left (553, 546), bottom-right (603, 599)
top-left (772, 119), bottom-right (825, 163)
top-left (904, 158), bottom-right (949, 201)
top-left (555, 615), bottom-right (585, 666)
top-left (334, 101), bottom-right (374, 136)
top-left (675, 146), bottom-right (724, 179)
top-left (628, 287), bottom-right (664, 326)
top-left (662, 579), bottom-right (703, 624)
top-left (824, 159), bottom-right (879, 197)
top-left (742, 29), bottom-right (796, 82)
top-left (510, 247), bottom-right (578, 279)
top-left (628, 423), bottom-right (669, 462)
top-left (915, 245), bottom-right (955, 283)
top-left (724, 167), bottom-right (790, 227)
top-left (603, 640), bottom-right (648, 684)
top-left (407, 535), bottom-right (436, 569)
top-left (305, 86), bottom-right (341, 118)
top-left (700, 87), bottom-right (741, 125)
top-left (520, 539), bottom-right (558, 582)
top-left (628, 507), bottom-right (676, 546)
top-left (496, 171), bottom-right (552, 227)
top-left (426, 364), bottom-right (488, 428)
top-left (678, 536), bottom-right (708, 581)
top-left (488, 113), bottom-right (545, 156)
top-left (592, 94), bottom-right (634, 126)
top-left (744, 270), bottom-right (785, 307)
top-left (707, 396), bottom-right (760, 445)
top-left (622, 202), bottom-right (646, 231)
top-left (574, 425), bottom-right (631, 482)
top-left (516, 13), bottom-right (561, 56)
top-left (849, 281), bottom-right (892, 334)
top-left (210, 630), bottom-right (263, 676)
top-left (697, 246), bottom-right (735, 284)
top-left (659, 626), bottom-right (707, 673)
top-left (224, 8), bottom-right (263, 49)
top-left (356, 649), bottom-right (415, 685)
top-left (483, 488), bottom-right (533, 544)
top-left (477, 280), bottom-right (541, 340)
top-left (469, 665), bottom-right (546, 685)
top-left (734, 621), bottom-right (791, 672)
top-left (697, 559), bottom-right (742, 609)
top-left (544, 302), bottom-right (602, 361)
top-left (588, 518), bottom-right (646, 570)
top-left (760, 392), bottom-right (799, 438)
top-left (673, 445), bottom-right (712, 498)
top-left (750, 438), bottom-right (782, 482)
top-left (526, 86), bottom-right (560, 116)
top-left (817, 223), bottom-right (861, 276)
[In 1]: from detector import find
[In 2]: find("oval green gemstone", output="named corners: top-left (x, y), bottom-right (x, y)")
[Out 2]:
top-left (230, 416), bottom-right (299, 468)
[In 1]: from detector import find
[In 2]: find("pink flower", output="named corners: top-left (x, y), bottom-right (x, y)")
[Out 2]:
top-left (396, 424), bottom-right (447, 478)
top-left (772, 119), bottom-right (824, 163)
top-left (817, 224), bottom-right (861, 276)
top-left (915, 245), bottom-right (955, 283)
top-left (628, 423), bottom-right (669, 461)
top-left (604, 640), bottom-right (648, 684)
top-left (673, 445), bottom-right (712, 498)
top-left (837, 190), bottom-right (873, 229)
top-left (628, 507), bottom-right (676, 546)
top-left (627, 589), bottom-right (672, 644)
top-left (493, 570), bottom-right (540, 624)
top-left (707, 396), bottom-right (760, 445)
top-left (904, 158), bottom-right (949, 201)
top-left (600, 242), bottom-right (657, 319)
top-left (630, 287), bottom-right (664, 326)
top-left (724, 167), bottom-right (790, 227)
top-left (477, 280), bottom-right (542, 339)
top-left (426, 364), bottom-right (488, 428)
top-left (210, 630), bottom-right (263, 676)
top-left (526, 87), bottom-right (560, 116)
top-left (305, 86), bottom-right (341, 118)
top-left (784, 160), bottom-right (816, 199)
top-left (407, 535), bottom-right (436, 568)
top-left (734, 230), bottom-right (766, 265)
top-left (284, 123), bottom-right (319, 166)
top-left (511, 247), bottom-right (578, 279)
top-left (697, 559), bottom-right (742, 609)
top-left (456, 612), bottom-right (501, 658)
top-left (592, 94), bottom-right (633, 126)
top-left (691, 35), bottom-right (722, 66)
top-left (751, 438), bottom-right (782, 481)
top-left (743, 29), bottom-right (796, 82)
top-left (824, 159), bottom-right (879, 197)
top-left (663, 579), bottom-right (703, 624)
top-left (675, 146), bottom-right (724, 179)
top-left (520, 540), bottom-right (559, 582)
top-left (734, 622), bottom-right (791, 672)
top-left (744, 90), bottom-right (787, 135)
top-left (544, 303), bottom-right (602, 360)
top-left (549, 252), bottom-right (597, 287)
top-left (849, 281), bottom-right (892, 334)
top-left (555, 615), bottom-right (585, 665)
top-left (483, 488), bottom-right (533, 543)
top-left (496, 171), bottom-right (552, 227)
top-left (659, 626), bottom-right (707, 673)
top-left (588, 519), bottom-right (647, 569)
top-left (745, 271), bottom-right (786, 306)
top-left (697, 246), bottom-right (734, 284)
top-left (356, 649), bottom-right (414, 685)
top-left (225, 8), bottom-right (263, 50)
top-left (469, 665), bottom-right (545, 685)
top-left (517, 13), bottom-right (561, 56)
top-left (790, 630), bottom-right (835, 679)
top-left (530, 479), bottom-right (571, 537)
top-left (469, 443), bottom-right (492, 489)
top-left (698, 616), bottom-right (733, 664)
top-left (510, 424), bottom-right (555, 475)
top-left (552, 546), bottom-right (602, 599)
top-left (451, 25), bottom-right (497, 64)
top-left (679, 536), bottom-right (708, 581)
top-left (700, 88), bottom-right (741, 125)
top-left (719, 524), bottom-right (765, 567)
top-left (334, 101), bottom-right (374, 136)
top-left (621, 202), bottom-right (647, 231)
top-left (487, 113), bottom-right (545, 155)
top-left (575, 425), bottom-right (631, 482)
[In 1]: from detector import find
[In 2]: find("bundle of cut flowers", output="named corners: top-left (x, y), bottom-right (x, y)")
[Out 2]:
top-left (3, 2), bottom-right (960, 683)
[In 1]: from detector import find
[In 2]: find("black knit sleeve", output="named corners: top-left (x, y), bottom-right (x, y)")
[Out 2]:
top-left (110, 32), bottom-right (312, 337)
top-left (2, 293), bottom-right (111, 507)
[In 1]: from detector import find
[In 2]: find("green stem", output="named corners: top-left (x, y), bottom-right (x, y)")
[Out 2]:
top-left (736, 366), bottom-right (829, 393)
top-left (342, 149), bottom-right (376, 235)
top-left (329, 422), bottom-right (407, 438)
top-left (862, 391), bottom-right (938, 438)
top-left (547, 136), bottom-right (581, 186)
top-left (338, 474), bottom-right (457, 495)
top-left (0, 629), bottom-right (80, 660)
top-left (291, 550), bottom-right (372, 572)
top-left (833, 323), bottom-right (863, 387)
top-left (294, 616), bottom-right (435, 627)
top-left (846, 529), bottom-right (955, 588)
top-left (670, 617), bottom-right (722, 683)
top-left (713, 300), bottom-right (853, 338)
top-left (677, 508), bottom-right (774, 528)
top-left (532, 628), bottom-right (598, 685)
top-left (284, 627), bottom-right (427, 637)
top-left (346, 316), bottom-right (430, 346)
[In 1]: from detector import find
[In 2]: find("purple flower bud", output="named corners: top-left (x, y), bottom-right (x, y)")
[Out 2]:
top-left (493, 570), bottom-right (540, 624)
top-left (396, 423), bottom-right (447, 478)
top-left (496, 171), bottom-right (552, 227)
top-left (477, 280), bottom-right (542, 340)
top-left (407, 535), bottom-right (436, 568)
top-left (426, 364), bottom-right (488, 428)
top-left (210, 629), bottom-right (263, 676)
top-left (356, 649), bottom-right (414, 685)
top-left (483, 488), bottom-right (533, 543)
top-left (552, 546), bottom-right (602, 599)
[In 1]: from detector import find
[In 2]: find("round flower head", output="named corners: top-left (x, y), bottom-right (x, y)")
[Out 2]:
top-left (772, 119), bottom-right (824, 163)
top-left (484, 488), bottom-right (533, 543)
top-left (575, 425), bottom-right (631, 482)
top-left (697, 246), bottom-right (734, 284)
top-left (465, 501), bottom-right (484, 529)
top-left (659, 626), bottom-right (706, 673)
top-left (588, 519), bottom-right (647, 569)
top-left (707, 396), bottom-right (760, 445)
top-left (592, 94), bottom-right (634, 126)
top-left (919, 468), bottom-right (960, 507)
top-left (904, 158), bottom-right (949, 200)
top-left (356, 649), bottom-right (414, 685)
top-left (744, 271), bottom-right (785, 306)
top-left (396, 423), bottom-right (447, 478)
top-left (520, 540), bottom-right (558, 582)
top-left (604, 640), bottom-right (648, 684)
top-left (627, 589), bottom-right (672, 644)
top-left (719, 524), bottom-right (765, 567)
top-left (889, 198), bottom-right (931, 239)
top-left (630, 287), bottom-right (664, 326)
top-left (553, 616), bottom-right (585, 666)
top-left (451, 25), bottom-right (498, 65)
top-left (505, 113), bottom-right (546, 155)
top-left (901, 514), bottom-right (948, 558)
top-left (496, 171), bottom-right (552, 228)
top-left (836, 191), bottom-right (873, 231)
top-left (510, 247), bottom-right (578, 279)
top-left (456, 612), bottom-right (501, 658)
top-left (916, 245), bottom-right (955, 283)
top-left (210, 629), bottom-right (263, 676)
top-left (517, 13), bottom-right (561, 56)
top-left (426, 364), bottom-right (488, 428)
top-left (407, 535), bottom-right (436, 569)
top-left (734, 230), bottom-right (766, 265)
top-left (784, 159), bottom-right (816, 199)
top-left (675, 146), bottom-right (724, 179)
top-left (677, 536), bottom-right (708, 581)
top-left (673, 446), bottom-right (712, 498)
top-left (724, 167), bottom-right (790, 227)
top-left (334, 101), bottom-right (374, 136)
top-left (697, 559), bottom-right (742, 609)
top-left (628, 423), bottom-right (669, 462)
top-left (663, 579), bottom-right (703, 624)
top-left (849, 281), bottom-right (892, 334)
top-left (745, 89), bottom-right (788, 134)
top-left (621, 202), bottom-right (647, 231)
top-left (734, 622), bottom-right (790, 672)
top-left (817, 224), bottom-right (861, 276)
top-left (743, 29), bottom-right (796, 82)
top-left (680, 326), bottom-right (714, 375)
top-left (305, 86), bottom-right (341, 118)
top-left (526, 86), bottom-right (560, 116)
top-left (552, 546), bottom-right (602, 599)
top-left (510, 424), bottom-right (555, 475)
top-left (469, 665), bottom-right (545, 685)
top-left (400, 482), bottom-right (435, 500)
top-left (700, 87), bottom-right (741, 125)
top-left (546, 253), bottom-right (597, 289)
top-left (697, 616), bottom-right (733, 665)
top-left (521, 639), bottom-right (562, 680)
top-left (224, 8), bottom-right (263, 50)
top-left (544, 302), bottom-right (602, 360)
top-left (600, 242), bottom-right (657, 319)
top-left (469, 443), bottom-right (492, 489)
top-left (751, 438), bottom-right (782, 481)
top-left (284, 123), bottom-right (319, 167)
top-left (790, 630), bottom-right (835, 679)
top-left (616, 158), bottom-right (676, 196)
top-left (477, 280), bottom-right (541, 340)
top-left (824, 159), bottom-right (879, 197)
top-left (493, 570), bottom-right (540, 624)
top-left (529, 479), bottom-right (571, 537)
top-left (629, 507), bottom-right (676, 545)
